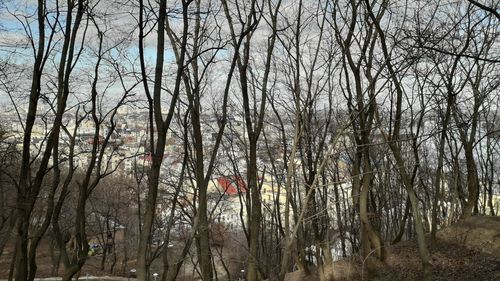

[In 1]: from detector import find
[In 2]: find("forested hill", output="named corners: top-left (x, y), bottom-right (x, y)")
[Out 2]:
top-left (1, 1), bottom-right (499, 281)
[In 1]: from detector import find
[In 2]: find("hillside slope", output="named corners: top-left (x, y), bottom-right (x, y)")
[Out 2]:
top-left (282, 216), bottom-right (500, 281)
top-left (1, 216), bottom-right (499, 280)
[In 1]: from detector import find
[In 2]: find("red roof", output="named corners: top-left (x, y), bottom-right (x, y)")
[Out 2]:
top-left (216, 176), bottom-right (247, 195)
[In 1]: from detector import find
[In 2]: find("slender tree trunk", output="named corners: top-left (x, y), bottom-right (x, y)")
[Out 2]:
top-left (137, 164), bottom-right (162, 281)
top-left (197, 183), bottom-right (213, 280)
top-left (333, 181), bottom-right (347, 257)
top-left (392, 197), bottom-right (410, 244)
top-left (392, 150), bottom-right (432, 281)
top-left (431, 94), bottom-right (452, 242)
top-left (359, 152), bottom-right (385, 274)
top-left (247, 143), bottom-right (262, 281)
top-left (461, 144), bottom-right (480, 219)
top-left (101, 247), bottom-right (108, 271)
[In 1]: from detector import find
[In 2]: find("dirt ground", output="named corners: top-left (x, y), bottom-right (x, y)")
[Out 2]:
top-left (0, 242), bottom-right (130, 279)
top-left (370, 216), bottom-right (500, 281)
top-left (2, 216), bottom-right (500, 280)
top-left (283, 216), bottom-right (500, 281)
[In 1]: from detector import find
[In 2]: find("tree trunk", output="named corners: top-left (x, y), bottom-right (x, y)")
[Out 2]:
top-left (333, 180), bottom-right (347, 257)
top-left (431, 93), bottom-right (453, 242)
top-left (408, 189), bottom-right (432, 280)
top-left (137, 164), bottom-right (161, 281)
top-left (318, 241), bottom-right (334, 281)
top-left (0, 212), bottom-right (16, 257)
top-left (392, 197), bottom-right (410, 244)
top-left (14, 211), bottom-right (30, 281)
top-left (461, 145), bottom-right (480, 219)
top-left (392, 150), bottom-right (432, 281)
top-left (101, 247), bottom-right (107, 271)
top-left (248, 144), bottom-right (262, 281)
top-left (197, 188), bottom-right (213, 280)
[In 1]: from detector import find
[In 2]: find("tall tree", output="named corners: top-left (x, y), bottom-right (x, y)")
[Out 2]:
top-left (8, 1), bottom-right (87, 280)
top-left (221, 0), bottom-right (282, 279)
top-left (331, 0), bottom-right (387, 272)
top-left (136, 0), bottom-right (189, 280)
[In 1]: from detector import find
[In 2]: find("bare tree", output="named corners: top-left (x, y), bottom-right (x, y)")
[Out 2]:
top-left (135, 0), bottom-right (188, 280)
top-left (221, 0), bottom-right (286, 279)
top-left (331, 0), bottom-right (388, 273)
top-left (50, 10), bottom-right (136, 279)
top-left (5, 1), bottom-right (88, 280)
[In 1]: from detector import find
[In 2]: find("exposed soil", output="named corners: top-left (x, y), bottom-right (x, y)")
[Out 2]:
top-left (371, 237), bottom-right (500, 281)
top-left (284, 216), bottom-right (500, 281)
top-left (2, 216), bottom-right (500, 280)
top-left (371, 216), bottom-right (500, 281)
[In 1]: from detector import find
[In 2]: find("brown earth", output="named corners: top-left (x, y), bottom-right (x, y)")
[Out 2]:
top-left (284, 216), bottom-right (500, 281)
top-left (1, 216), bottom-right (500, 280)
top-left (0, 243), bottom-right (175, 280)
top-left (0, 242), bottom-right (132, 279)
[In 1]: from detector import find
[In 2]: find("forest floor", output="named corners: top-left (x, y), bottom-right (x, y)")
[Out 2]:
top-left (283, 216), bottom-right (500, 281)
top-left (0, 242), bottom-right (180, 280)
top-left (1, 216), bottom-right (499, 280)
